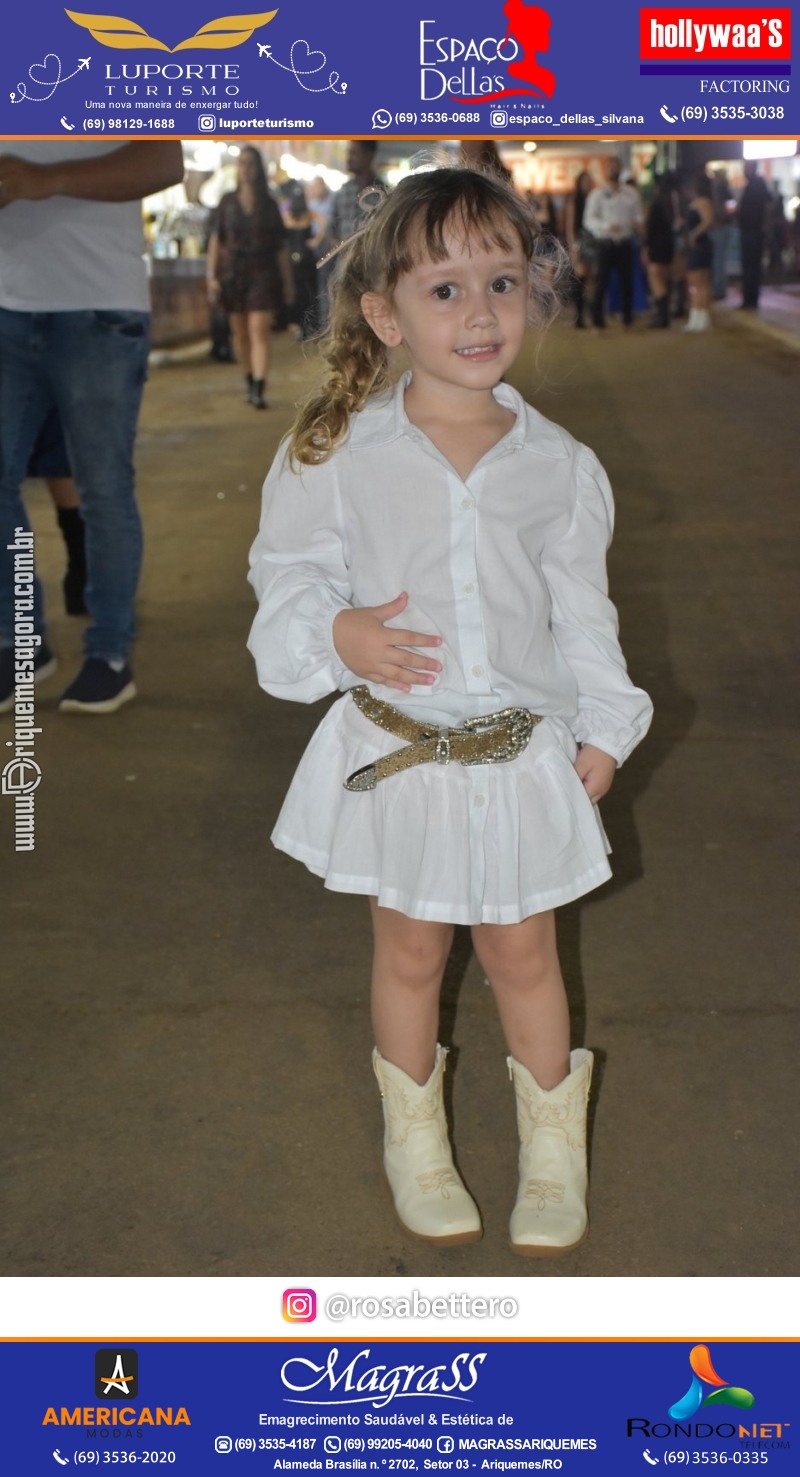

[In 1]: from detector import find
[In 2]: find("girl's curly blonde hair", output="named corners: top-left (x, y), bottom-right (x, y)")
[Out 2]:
top-left (289, 165), bottom-right (569, 467)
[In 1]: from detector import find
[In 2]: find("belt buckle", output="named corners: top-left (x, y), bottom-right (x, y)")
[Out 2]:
top-left (460, 707), bottom-right (534, 766)
top-left (434, 726), bottom-right (451, 765)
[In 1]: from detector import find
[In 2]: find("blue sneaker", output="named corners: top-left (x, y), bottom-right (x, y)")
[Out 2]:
top-left (58, 659), bottom-right (136, 714)
top-left (0, 642), bottom-right (57, 714)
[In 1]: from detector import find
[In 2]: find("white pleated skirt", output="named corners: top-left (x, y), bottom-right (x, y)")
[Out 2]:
top-left (271, 693), bottom-right (613, 924)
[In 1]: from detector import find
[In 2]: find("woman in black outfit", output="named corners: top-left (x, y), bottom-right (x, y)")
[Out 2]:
top-left (684, 173), bottom-right (714, 332)
top-left (643, 172), bottom-right (677, 329)
top-left (206, 147), bottom-right (294, 409)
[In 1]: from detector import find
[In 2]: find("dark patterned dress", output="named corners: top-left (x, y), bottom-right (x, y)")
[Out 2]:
top-left (214, 191), bottom-right (287, 313)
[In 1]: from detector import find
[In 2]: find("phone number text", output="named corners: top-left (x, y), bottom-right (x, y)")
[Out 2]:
top-left (83, 118), bottom-right (176, 130)
top-left (392, 112), bottom-right (480, 124)
top-left (67, 1454), bottom-right (176, 1464)
top-left (662, 1454), bottom-right (770, 1465)
top-left (680, 106), bottom-right (784, 122)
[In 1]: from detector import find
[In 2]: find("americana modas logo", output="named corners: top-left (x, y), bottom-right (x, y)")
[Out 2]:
top-left (65, 8), bottom-right (277, 51)
top-left (668, 1344), bottom-right (754, 1420)
top-left (95, 1349), bottom-right (139, 1399)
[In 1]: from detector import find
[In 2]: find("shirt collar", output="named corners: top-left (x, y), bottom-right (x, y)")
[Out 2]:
top-left (348, 372), bottom-right (568, 458)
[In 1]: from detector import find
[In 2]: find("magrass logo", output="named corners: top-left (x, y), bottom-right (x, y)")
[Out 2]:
top-left (668, 1344), bottom-right (755, 1421)
top-left (65, 8), bottom-right (278, 52)
top-left (96, 1349), bottom-right (139, 1400)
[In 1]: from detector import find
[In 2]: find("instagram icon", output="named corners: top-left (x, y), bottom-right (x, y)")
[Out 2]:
top-left (283, 1288), bottom-right (317, 1322)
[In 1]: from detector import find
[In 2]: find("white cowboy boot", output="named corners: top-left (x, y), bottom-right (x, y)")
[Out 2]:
top-left (507, 1048), bottom-right (593, 1257)
top-left (373, 1045), bottom-right (482, 1244)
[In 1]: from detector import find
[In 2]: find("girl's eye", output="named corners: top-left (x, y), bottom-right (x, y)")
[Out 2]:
top-left (491, 276), bottom-right (516, 293)
top-left (432, 284), bottom-right (457, 301)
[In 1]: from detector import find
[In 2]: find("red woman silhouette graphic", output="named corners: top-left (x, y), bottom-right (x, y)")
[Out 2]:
top-left (502, 1), bottom-right (555, 99)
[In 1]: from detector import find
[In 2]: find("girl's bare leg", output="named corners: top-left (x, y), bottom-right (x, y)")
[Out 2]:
top-left (471, 912), bottom-right (570, 1088)
top-left (369, 899), bottom-right (454, 1085)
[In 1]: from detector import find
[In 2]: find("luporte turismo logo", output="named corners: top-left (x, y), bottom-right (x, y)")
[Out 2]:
top-left (65, 8), bottom-right (279, 52)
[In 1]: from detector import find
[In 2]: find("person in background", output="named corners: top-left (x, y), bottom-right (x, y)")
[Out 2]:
top-left (564, 169), bottom-right (596, 329)
top-left (282, 184), bottom-right (320, 340)
top-left (460, 139), bottom-right (514, 182)
top-left (318, 142), bottom-right (386, 332)
top-left (642, 172), bottom-right (677, 330)
top-left (684, 173), bottom-right (714, 332)
top-left (328, 141), bottom-right (386, 249)
top-left (766, 183), bottom-right (786, 279)
top-left (306, 176), bottom-right (332, 250)
top-left (737, 160), bottom-right (771, 311)
top-left (206, 146), bottom-right (294, 410)
top-left (710, 167), bottom-right (733, 301)
top-left (526, 188), bottom-right (559, 236)
top-left (28, 409), bottom-right (87, 616)
top-left (584, 157), bottom-right (643, 329)
top-left (0, 140), bottom-right (184, 715)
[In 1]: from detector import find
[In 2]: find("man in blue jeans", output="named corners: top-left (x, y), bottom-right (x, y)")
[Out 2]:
top-left (0, 141), bottom-right (183, 714)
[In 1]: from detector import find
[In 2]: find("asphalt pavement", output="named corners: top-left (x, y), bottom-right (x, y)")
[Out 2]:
top-left (3, 299), bottom-right (798, 1279)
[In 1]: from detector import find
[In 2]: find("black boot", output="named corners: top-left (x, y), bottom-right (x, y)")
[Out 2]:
top-left (244, 372), bottom-right (254, 403)
top-left (56, 506), bottom-right (87, 615)
top-left (649, 294), bottom-right (670, 329)
top-left (250, 378), bottom-right (268, 410)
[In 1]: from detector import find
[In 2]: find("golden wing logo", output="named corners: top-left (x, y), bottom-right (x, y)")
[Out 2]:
top-left (64, 9), bottom-right (278, 52)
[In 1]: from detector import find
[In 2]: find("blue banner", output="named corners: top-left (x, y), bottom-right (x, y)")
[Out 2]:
top-left (0, 1338), bottom-right (796, 1473)
top-left (0, 0), bottom-right (797, 137)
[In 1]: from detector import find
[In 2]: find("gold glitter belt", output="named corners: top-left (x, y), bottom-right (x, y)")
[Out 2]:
top-left (344, 686), bottom-right (542, 792)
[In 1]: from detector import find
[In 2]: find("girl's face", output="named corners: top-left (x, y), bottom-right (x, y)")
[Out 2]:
top-left (363, 221), bottom-right (530, 405)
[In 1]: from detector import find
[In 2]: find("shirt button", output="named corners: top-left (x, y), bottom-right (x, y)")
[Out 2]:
top-left (463, 582), bottom-right (476, 595)
top-left (461, 497), bottom-right (474, 510)
top-left (474, 794), bottom-right (486, 808)
top-left (471, 664), bottom-right (485, 677)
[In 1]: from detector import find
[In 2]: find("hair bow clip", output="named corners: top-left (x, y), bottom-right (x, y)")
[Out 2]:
top-left (316, 183), bottom-right (387, 270)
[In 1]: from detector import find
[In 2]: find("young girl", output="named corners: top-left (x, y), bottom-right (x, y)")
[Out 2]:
top-left (247, 166), bottom-right (652, 1256)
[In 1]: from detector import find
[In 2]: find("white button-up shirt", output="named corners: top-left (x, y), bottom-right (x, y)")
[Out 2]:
top-left (583, 183), bottom-right (644, 243)
top-left (247, 375), bottom-right (652, 766)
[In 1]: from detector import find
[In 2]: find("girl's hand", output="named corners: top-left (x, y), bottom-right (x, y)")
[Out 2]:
top-left (333, 592), bottom-right (443, 693)
top-left (574, 744), bottom-right (617, 804)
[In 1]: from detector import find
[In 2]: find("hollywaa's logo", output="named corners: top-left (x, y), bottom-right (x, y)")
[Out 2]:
top-left (668, 1345), bottom-right (755, 1421)
top-left (420, 1), bottom-right (556, 104)
top-left (65, 7), bottom-right (278, 51)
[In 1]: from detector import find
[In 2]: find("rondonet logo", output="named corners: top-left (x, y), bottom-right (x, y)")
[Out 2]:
top-left (281, 1348), bottom-right (487, 1410)
top-left (640, 8), bottom-right (791, 61)
top-left (667, 1345), bottom-right (754, 1421)
top-left (65, 8), bottom-right (278, 51)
